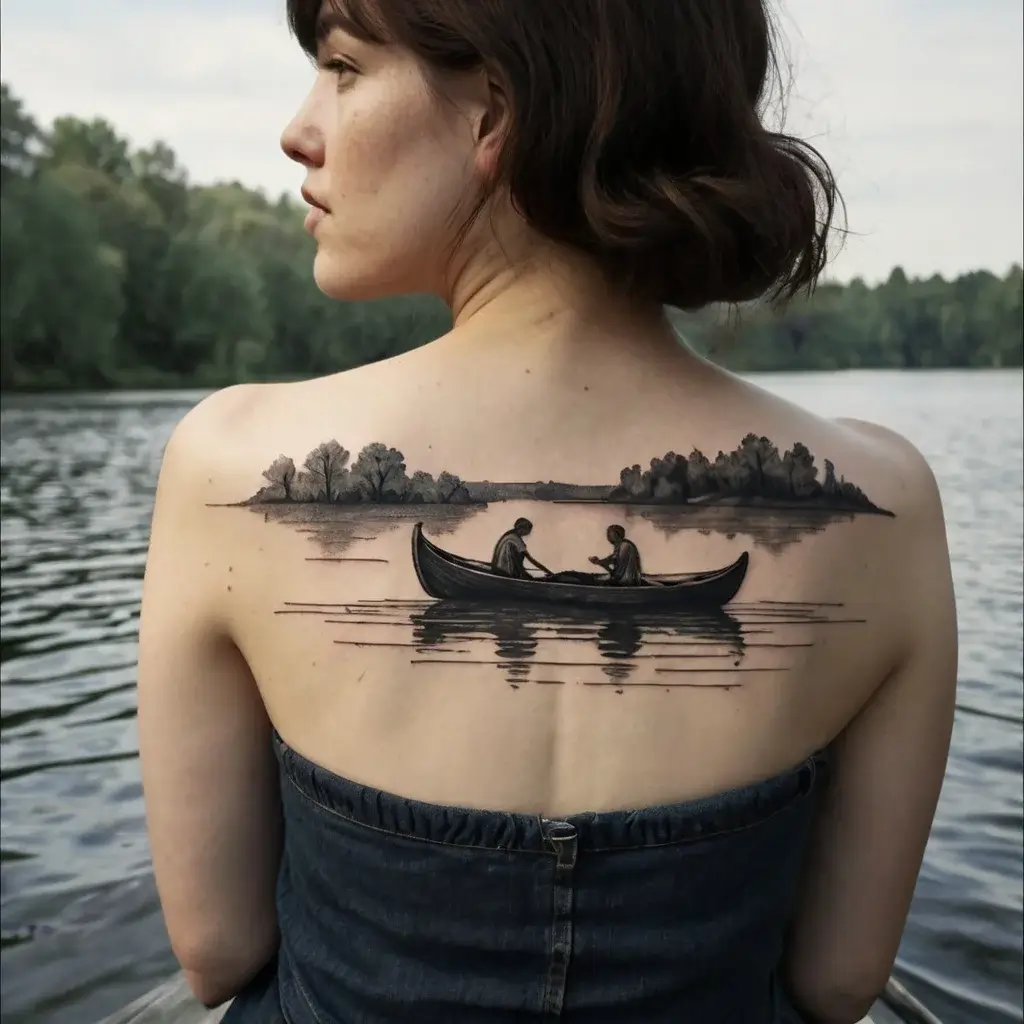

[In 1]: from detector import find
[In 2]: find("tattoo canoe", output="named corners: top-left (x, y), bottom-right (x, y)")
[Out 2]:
top-left (411, 523), bottom-right (749, 610)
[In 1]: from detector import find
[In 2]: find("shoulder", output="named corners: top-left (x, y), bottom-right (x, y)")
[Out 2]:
top-left (720, 368), bottom-right (946, 529)
top-left (825, 417), bottom-right (952, 636)
top-left (722, 374), bottom-right (952, 595)
top-left (157, 382), bottom-right (298, 501)
top-left (163, 383), bottom-right (275, 457)
top-left (709, 366), bottom-right (943, 519)
top-left (830, 417), bottom-right (945, 525)
top-left (144, 383), bottom-right (313, 630)
top-left (161, 358), bottom-right (409, 467)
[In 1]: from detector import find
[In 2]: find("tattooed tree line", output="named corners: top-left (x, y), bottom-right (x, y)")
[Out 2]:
top-left (252, 434), bottom-right (888, 513)
top-left (2, 84), bottom-right (1021, 392)
top-left (611, 434), bottom-right (886, 510)
top-left (252, 441), bottom-right (472, 505)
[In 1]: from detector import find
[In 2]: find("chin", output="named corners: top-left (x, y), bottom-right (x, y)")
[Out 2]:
top-left (312, 250), bottom-right (415, 303)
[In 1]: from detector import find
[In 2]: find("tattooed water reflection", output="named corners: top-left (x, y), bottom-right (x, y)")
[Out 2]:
top-left (255, 501), bottom-right (864, 558)
top-left (408, 602), bottom-right (750, 688)
top-left (275, 594), bottom-right (852, 690)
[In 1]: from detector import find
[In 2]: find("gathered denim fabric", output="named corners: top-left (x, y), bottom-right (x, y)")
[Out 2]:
top-left (223, 731), bottom-right (828, 1024)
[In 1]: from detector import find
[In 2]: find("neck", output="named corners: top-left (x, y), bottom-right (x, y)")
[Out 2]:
top-left (442, 231), bottom-right (678, 365)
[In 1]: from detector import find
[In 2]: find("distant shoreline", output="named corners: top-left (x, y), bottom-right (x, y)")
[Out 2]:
top-left (4, 366), bottom-right (1022, 396)
top-left (3, 366), bottom-right (1020, 398)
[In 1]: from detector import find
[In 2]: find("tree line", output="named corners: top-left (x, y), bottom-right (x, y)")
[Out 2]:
top-left (253, 433), bottom-right (889, 513)
top-left (251, 441), bottom-right (471, 505)
top-left (610, 434), bottom-right (890, 512)
top-left (2, 82), bottom-right (1021, 392)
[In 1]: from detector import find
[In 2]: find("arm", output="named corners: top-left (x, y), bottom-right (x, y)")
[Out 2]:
top-left (137, 396), bottom-right (282, 1007)
top-left (782, 453), bottom-right (957, 1023)
top-left (524, 551), bottom-right (552, 573)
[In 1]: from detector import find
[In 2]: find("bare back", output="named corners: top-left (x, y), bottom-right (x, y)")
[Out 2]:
top-left (140, 321), bottom-right (955, 1016)
top-left (174, 335), bottom-right (937, 815)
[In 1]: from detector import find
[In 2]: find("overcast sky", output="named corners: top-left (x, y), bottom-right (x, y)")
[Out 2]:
top-left (2, 0), bottom-right (1021, 284)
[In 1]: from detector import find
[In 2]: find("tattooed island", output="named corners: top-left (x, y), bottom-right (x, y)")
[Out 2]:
top-left (239, 434), bottom-right (893, 611)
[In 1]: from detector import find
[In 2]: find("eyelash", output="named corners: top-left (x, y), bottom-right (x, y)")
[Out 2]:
top-left (320, 57), bottom-right (358, 87)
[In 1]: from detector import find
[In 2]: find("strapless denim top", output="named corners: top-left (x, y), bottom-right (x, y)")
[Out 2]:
top-left (223, 731), bottom-right (829, 1023)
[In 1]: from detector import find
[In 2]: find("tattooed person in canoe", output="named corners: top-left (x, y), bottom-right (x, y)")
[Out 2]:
top-left (491, 517), bottom-right (553, 579)
top-left (589, 524), bottom-right (644, 586)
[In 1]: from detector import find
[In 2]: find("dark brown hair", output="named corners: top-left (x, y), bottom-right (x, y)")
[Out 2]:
top-left (288, 0), bottom-right (842, 310)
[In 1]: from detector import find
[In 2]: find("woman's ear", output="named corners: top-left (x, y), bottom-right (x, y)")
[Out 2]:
top-left (473, 76), bottom-right (510, 181)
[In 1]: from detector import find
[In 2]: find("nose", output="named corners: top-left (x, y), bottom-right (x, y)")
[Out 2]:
top-left (280, 101), bottom-right (325, 168)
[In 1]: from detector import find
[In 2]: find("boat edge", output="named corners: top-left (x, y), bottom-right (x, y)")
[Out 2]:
top-left (415, 523), bottom-right (750, 602)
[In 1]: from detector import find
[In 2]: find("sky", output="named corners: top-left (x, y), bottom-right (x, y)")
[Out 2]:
top-left (1, 0), bottom-right (1021, 285)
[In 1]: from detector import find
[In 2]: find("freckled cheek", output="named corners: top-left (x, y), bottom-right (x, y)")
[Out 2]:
top-left (328, 104), bottom-right (433, 201)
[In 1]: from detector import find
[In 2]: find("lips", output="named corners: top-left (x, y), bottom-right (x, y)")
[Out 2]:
top-left (304, 206), bottom-right (326, 235)
top-left (301, 186), bottom-right (329, 213)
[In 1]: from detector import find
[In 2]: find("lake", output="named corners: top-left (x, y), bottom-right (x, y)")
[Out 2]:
top-left (1, 370), bottom-right (1021, 1024)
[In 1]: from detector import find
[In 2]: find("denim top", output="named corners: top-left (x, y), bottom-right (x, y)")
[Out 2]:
top-left (223, 731), bottom-right (829, 1023)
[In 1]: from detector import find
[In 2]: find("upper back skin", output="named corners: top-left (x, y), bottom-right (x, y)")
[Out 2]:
top-left (165, 324), bottom-right (933, 817)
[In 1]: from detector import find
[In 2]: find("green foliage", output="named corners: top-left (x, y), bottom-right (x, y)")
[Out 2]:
top-left (676, 264), bottom-right (1023, 372)
top-left (1, 175), bottom-right (124, 387)
top-left (1, 83), bottom-right (1020, 391)
top-left (41, 116), bottom-right (134, 183)
top-left (171, 237), bottom-right (272, 378)
top-left (1, 83), bottom-right (41, 181)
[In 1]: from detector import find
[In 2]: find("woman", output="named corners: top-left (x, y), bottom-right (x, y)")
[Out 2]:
top-left (137, 1), bottom-right (957, 1021)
